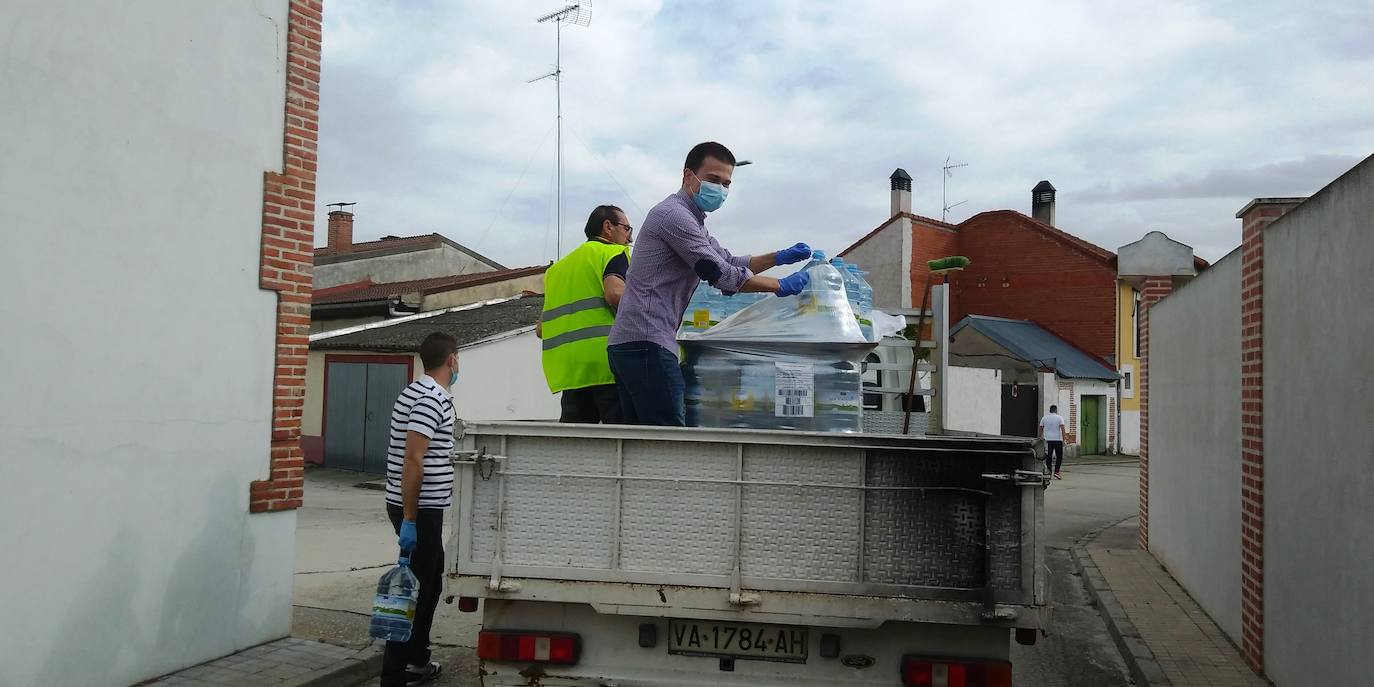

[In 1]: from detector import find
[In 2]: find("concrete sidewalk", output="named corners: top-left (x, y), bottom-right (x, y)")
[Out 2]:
top-left (138, 637), bottom-right (380, 687)
top-left (1074, 518), bottom-right (1269, 687)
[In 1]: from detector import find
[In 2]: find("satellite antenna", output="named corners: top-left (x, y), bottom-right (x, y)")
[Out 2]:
top-left (530, 2), bottom-right (592, 259)
top-left (941, 156), bottom-right (969, 222)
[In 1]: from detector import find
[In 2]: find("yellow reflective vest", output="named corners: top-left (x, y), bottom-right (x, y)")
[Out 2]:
top-left (540, 240), bottom-right (630, 393)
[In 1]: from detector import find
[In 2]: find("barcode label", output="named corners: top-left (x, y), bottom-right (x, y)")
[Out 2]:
top-left (775, 362), bottom-right (814, 418)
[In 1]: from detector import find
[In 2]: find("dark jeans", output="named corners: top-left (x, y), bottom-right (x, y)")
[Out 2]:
top-left (607, 341), bottom-right (685, 426)
top-left (1046, 440), bottom-right (1064, 474)
top-left (559, 383), bottom-right (622, 423)
top-left (382, 504), bottom-right (444, 686)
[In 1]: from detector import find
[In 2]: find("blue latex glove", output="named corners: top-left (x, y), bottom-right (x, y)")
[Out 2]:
top-left (775, 243), bottom-right (812, 265)
top-left (398, 519), bottom-right (417, 553)
top-left (775, 270), bottom-right (811, 297)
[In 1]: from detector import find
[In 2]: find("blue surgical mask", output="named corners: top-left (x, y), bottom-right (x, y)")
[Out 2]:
top-left (449, 369), bottom-right (459, 387)
top-left (692, 177), bottom-right (728, 212)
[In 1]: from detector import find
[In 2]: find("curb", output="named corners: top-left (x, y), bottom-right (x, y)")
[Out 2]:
top-left (286, 644), bottom-right (383, 687)
top-left (1071, 543), bottom-right (1172, 686)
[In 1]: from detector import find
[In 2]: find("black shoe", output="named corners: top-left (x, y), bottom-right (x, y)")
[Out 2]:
top-left (405, 661), bottom-right (442, 685)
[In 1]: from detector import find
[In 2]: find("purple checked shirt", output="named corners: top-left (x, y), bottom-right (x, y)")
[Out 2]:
top-left (608, 189), bottom-right (753, 353)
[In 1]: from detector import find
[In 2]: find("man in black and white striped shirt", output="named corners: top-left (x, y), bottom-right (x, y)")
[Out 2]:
top-left (381, 332), bottom-right (458, 686)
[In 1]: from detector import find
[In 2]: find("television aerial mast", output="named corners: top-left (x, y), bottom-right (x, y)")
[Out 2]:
top-left (941, 156), bottom-right (969, 222)
top-left (530, 2), bottom-right (592, 259)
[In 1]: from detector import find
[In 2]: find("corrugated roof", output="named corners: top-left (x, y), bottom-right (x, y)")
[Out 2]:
top-left (950, 314), bottom-right (1120, 381)
top-left (311, 296), bottom-right (544, 352)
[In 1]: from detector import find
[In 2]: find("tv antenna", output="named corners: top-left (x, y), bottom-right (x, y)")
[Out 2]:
top-left (941, 156), bottom-right (969, 222)
top-left (530, 2), bottom-right (592, 259)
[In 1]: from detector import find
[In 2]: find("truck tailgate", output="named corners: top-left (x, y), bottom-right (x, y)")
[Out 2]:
top-left (449, 422), bottom-right (1045, 625)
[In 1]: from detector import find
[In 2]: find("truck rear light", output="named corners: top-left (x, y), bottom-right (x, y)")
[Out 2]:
top-left (477, 631), bottom-right (580, 665)
top-left (900, 656), bottom-right (1011, 687)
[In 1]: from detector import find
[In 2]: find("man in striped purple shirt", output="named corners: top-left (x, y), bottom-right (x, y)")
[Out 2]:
top-left (607, 141), bottom-right (814, 426)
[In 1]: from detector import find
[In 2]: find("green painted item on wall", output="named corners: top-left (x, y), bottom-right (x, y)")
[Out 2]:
top-left (927, 256), bottom-right (971, 272)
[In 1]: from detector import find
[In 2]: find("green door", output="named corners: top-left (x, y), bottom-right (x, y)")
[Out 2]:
top-left (1080, 396), bottom-right (1100, 455)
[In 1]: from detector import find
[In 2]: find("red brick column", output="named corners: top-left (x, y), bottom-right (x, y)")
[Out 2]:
top-left (1235, 198), bottom-right (1299, 671)
top-left (250, 0), bottom-right (323, 513)
top-left (1136, 276), bottom-right (1172, 549)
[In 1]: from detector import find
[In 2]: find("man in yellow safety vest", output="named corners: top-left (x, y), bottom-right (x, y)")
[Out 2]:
top-left (538, 205), bottom-right (633, 423)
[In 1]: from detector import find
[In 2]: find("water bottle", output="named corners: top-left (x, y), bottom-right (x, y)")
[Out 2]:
top-left (370, 555), bottom-right (419, 642)
top-left (803, 249), bottom-right (828, 269)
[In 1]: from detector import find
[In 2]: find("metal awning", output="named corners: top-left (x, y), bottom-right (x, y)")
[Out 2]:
top-left (949, 315), bottom-right (1120, 384)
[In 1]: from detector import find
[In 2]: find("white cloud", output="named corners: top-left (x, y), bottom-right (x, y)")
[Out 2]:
top-left (315, 0), bottom-right (1374, 266)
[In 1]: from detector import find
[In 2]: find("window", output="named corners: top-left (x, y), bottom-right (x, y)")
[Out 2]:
top-left (1121, 364), bottom-right (1134, 398)
top-left (862, 353), bottom-right (883, 410)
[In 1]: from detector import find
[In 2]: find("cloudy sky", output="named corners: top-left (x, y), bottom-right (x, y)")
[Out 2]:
top-left (315, 0), bottom-right (1373, 267)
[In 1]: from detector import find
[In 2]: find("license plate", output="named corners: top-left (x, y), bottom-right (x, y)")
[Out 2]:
top-left (668, 620), bottom-right (808, 663)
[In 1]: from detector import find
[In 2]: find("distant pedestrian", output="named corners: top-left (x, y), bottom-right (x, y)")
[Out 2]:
top-left (381, 332), bottom-right (459, 686)
top-left (1039, 405), bottom-right (1067, 479)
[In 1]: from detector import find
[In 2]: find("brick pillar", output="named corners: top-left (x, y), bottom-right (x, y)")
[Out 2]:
top-left (1235, 197), bottom-right (1302, 672)
top-left (250, 0), bottom-right (323, 514)
top-left (1136, 276), bottom-right (1173, 550)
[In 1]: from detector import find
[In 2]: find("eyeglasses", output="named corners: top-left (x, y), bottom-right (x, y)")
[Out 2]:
top-left (612, 222), bottom-right (634, 232)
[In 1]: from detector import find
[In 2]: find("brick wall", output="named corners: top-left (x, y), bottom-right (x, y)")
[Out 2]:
top-left (948, 211), bottom-right (1118, 361)
top-left (1236, 201), bottom-right (1296, 671)
top-left (250, 0), bottom-right (323, 513)
top-left (1136, 276), bottom-right (1173, 549)
top-left (909, 221), bottom-right (962, 335)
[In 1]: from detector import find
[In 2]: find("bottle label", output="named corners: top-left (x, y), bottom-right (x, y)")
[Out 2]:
top-left (373, 594), bottom-right (416, 620)
top-left (775, 362), bottom-right (815, 418)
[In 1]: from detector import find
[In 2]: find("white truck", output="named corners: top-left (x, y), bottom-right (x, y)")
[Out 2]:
top-left (445, 420), bottom-right (1048, 686)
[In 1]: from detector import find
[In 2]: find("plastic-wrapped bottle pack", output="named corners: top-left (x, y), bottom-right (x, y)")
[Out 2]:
top-left (680, 259), bottom-right (877, 433)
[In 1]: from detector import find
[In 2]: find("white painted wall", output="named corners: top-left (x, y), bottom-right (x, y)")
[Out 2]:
top-left (452, 331), bottom-right (562, 421)
top-left (1118, 410), bottom-right (1140, 456)
top-left (0, 1), bottom-right (295, 685)
top-left (945, 366), bottom-right (1002, 434)
top-left (1261, 157), bottom-right (1374, 687)
top-left (843, 218), bottom-right (909, 310)
top-left (314, 243), bottom-right (497, 289)
top-left (1147, 251), bottom-right (1243, 642)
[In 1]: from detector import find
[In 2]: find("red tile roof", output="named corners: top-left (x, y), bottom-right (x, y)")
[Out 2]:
top-left (312, 265), bottom-right (548, 305)
top-left (314, 234), bottom-right (439, 258)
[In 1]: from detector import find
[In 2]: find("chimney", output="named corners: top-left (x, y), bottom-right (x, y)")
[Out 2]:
top-left (890, 168), bottom-right (913, 217)
top-left (326, 202), bottom-right (356, 251)
top-left (1032, 180), bottom-right (1056, 226)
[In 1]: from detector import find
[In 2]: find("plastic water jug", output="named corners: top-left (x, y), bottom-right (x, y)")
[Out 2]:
top-left (370, 556), bottom-right (419, 642)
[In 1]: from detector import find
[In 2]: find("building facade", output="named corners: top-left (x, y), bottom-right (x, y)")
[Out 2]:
top-left (313, 207), bottom-right (505, 289)
top-left (841, 172), bottom-right (1203, 453)
top-left (0, 1), bottom-right (322, 684)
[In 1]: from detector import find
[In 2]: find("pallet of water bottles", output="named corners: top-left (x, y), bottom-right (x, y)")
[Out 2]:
top-left (678, 252), bottom-right (875, 340)
top-left (679, 253), bottom-right (900, 434)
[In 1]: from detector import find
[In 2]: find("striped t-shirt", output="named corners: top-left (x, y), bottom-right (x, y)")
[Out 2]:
top-left (385, 375), bottom-right (456, 509)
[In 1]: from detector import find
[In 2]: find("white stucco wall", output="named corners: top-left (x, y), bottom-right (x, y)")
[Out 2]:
top-left (314, 243), bottom-right (497, 289)
top-left (945, 366), bottom-right (1002, 434)
top-left (1118, 410), bottom-right (1140, 456)
top-left (1147, 251), bottom-right (1243, 642)
top-left (843, 218), bottom-right (909, 310)
top-left (0, 2), bottom-right (296, 686)
top-left (452, 331), bottom-right (561, 421)
top-left (1261, 157), bottom-right (1374, 687)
